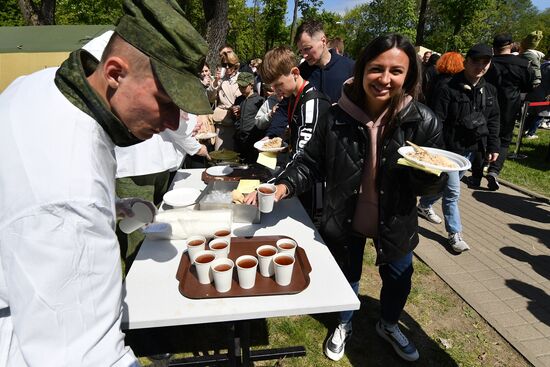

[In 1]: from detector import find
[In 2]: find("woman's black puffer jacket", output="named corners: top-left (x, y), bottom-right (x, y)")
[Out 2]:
top-left (275, 100), bottom-right (447, 264)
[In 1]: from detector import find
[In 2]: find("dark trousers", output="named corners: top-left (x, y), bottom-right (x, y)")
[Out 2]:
top-left (489, 118), bottom-right (516, 175)
top-left (470, 150), bottom-right (487, 180)
top-left (331, 236), bottom-right (414, 324)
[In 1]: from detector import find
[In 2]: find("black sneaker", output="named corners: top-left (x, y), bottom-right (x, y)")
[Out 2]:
top-left (465, 176), bottom-right (481, 188)
top-left (324, 322), bottom-right (352, 361)
top-left (376, 320), bottom-right (419, 362)
top-left (486, 173), bottom-right (500, 191)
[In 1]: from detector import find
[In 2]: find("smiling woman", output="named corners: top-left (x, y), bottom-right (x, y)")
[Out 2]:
top-left (267, 34), bottom-right (447, 363)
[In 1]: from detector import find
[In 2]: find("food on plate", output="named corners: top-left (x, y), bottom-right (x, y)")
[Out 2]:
top-left (406, 150), bottom-right (458, 168)
top-left (231, 190), bottom-right (245, 204)
top-left (195, 131), bottom-right (217, 140)
top-left (262, 137), bottom-right (282, 149)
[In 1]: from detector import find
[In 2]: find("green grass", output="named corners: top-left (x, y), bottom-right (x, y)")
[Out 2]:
top-left (499, 127), bottom-right (550, 197)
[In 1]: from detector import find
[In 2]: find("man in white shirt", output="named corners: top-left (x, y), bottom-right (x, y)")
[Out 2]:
top-left (0, 1), bottom-right (211, 365)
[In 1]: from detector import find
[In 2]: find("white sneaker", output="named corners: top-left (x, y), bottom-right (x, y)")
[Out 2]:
top-left (417, 206), bottom-right (442, 224)
top-left (449, 232), bottom-right (470, 253)
top-left (324, 322), bottom-right (352, 361)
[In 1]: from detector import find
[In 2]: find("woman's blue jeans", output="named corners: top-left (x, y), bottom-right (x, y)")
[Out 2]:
top-left (418, 151), bottom-right (475, 235)
top-left (335, 237), bottom-right (413, 325)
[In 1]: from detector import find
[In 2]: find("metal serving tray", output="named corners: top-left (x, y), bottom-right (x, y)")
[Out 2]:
top-left (196, 181), bottom-right (260, 223)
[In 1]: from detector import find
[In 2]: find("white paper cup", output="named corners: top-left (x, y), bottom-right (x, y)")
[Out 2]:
top-left (273, 253), bottom-right (295, 286)
top-left (236, 255), bottom-right (258, 289)
top-left (119, 202), bottom-right (155, 234)
top-left (256, 245), bottom-right (278, 277)
top-left (194, 250), bottom-right (216, 284)
top-left (211, 258), bottom-right (234, 293)
top-left (186, 235), bottom-right (206, 264)
top-left (213, 227), bottom-right (232, 239)
top-left (276, 238), bottom-right (297, 257)
top-left (257, 183), bottom-right (276, 213)
top-left (219, 67), bottom-right (227, 79)
top-left (209, 237), bottom-right (230, 258)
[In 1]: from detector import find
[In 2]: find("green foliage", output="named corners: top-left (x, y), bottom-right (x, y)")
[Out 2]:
top-left (0, 0), bottom-right (23, 26)
top-left (227, 0), bottom-right (257, 62)
top-left (340, 0), bottom-right (549, 56)
top-left (56, 0), bottom-right (123, 25)
top-left (178, 0), bottom-right (207, 36)
top-left (262, 0), bottom-right (287, 51)
top-left (343, 0), bottom-right (418, 59)
top-left (298, 0), bottom-right (324, 21)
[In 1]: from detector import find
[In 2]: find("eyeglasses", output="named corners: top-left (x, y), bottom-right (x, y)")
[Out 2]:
top-left (221, 63), bottom-right (235, 68)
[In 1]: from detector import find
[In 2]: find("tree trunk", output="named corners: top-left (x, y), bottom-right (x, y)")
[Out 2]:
top-left (203, 0), bottom-right (229, 69)
top-left (289, 0), bottom-right (299, 45)
top-left (415, 0), bottom-right (428, 46)
top-left (18, 0), bottom-right (55, 25)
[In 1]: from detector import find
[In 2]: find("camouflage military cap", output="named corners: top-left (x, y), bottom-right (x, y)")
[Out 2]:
top-left (116, 0), bottom-right (212, 115)
top-left (237, 72), bottom-right (255, 87)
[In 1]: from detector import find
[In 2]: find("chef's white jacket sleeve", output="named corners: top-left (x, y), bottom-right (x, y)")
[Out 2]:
top-left (0, 202), bottom-right (137, 367)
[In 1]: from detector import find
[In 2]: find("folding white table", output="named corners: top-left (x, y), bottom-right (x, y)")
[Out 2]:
top-left (122, 168), bottom-right (360, 365)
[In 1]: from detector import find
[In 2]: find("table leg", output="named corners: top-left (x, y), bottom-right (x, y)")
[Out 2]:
top-left (164, 319), bottom-right (306, 366)
top-left (237, 321), bottom-right (251, 366)
top-left (236, 320), bottom-right (306, 365)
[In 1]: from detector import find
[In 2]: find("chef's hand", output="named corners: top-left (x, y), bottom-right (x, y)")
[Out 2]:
top-left (243, 184), bottom-right (289, 206)
top-left (486, 152), bottom-right (499, 163)
top-left (115, 197), bottom-right (156, 219)
top-left (195, 144), bottom-right (211, 160)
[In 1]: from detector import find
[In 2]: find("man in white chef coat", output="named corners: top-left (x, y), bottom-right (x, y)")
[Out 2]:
top-left (0, 0), bottom-right (211, 366)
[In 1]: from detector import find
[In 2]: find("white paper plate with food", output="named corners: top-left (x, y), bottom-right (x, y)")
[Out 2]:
top-left (195, 131), bottom-right (217, 140)
top-left (163, 187), bottom-right (202, 207)
top-left (206, 165), bottom-right (234, 176)
top-left (398, 146), bottom-right (471, 172)
top-left (254, 137), bottom-right (288, 152)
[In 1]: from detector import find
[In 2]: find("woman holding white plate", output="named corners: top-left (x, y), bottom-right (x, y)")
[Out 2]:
top-left (247, 34), bottom-right (447, 362)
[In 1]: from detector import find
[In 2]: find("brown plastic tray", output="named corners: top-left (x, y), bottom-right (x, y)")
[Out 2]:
top-left (201, 164), bottom-right (272, 184)
top-left (176, 235), bottom-right (311, 299)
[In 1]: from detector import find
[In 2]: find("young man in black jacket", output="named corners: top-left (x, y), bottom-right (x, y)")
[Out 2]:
top-left (418, 44), bottom-right (500, 253)
top-left (483, 34), bottom-right (534, 190)
top-left (260, 46), bottom-right (331, 217)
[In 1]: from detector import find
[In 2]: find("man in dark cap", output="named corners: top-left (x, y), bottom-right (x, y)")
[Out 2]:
top-left (418, 43), bottom-right (500, 254)
top-left (484, 34), bottom-right (534, 190)
top-left (0, 1), bottom-right (210, 365)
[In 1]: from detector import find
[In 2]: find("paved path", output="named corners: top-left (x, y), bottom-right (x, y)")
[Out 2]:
top-left (414, 179), bottom-right (550, 367)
